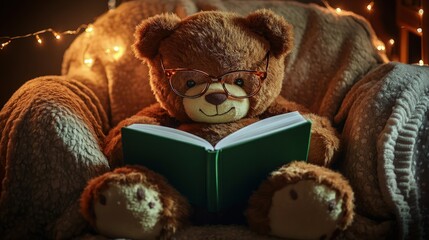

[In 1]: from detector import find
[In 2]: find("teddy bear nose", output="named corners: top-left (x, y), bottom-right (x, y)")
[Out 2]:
top-left (205, 92), bottom-right (227, 106)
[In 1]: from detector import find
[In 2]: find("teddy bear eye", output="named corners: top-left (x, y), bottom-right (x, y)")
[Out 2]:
top-left (186, 79), bottom-right (196, 88)
top-left (234, 78), bottom-right (244, 87)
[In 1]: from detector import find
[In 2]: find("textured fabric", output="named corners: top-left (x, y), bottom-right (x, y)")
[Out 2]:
top-left (0, 77), bottom-right (110, 238)
top-left (336, 62), bottom-right (429, 239)
top-left (208, 0), bottom-right (387, 121)
top-left (62, 0), bottom-right (199, 126)
top-left (62, 0), bottom-right (386, 125)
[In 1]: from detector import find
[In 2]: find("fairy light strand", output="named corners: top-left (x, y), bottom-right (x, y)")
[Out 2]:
top-left (0, 0), bottom-right (116, 50)
top-left (323, 0), bottom-right (425, 64)
top-left (0, 24), bottom-right (89, 50)
top-left (0, 0), bottom-right (424, 65)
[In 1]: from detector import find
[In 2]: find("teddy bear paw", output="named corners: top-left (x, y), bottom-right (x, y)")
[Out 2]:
top-left (268, 180), bottom-right (343, 239)
top-left (93, 183), bottom-right (164, 240)
top-left (247, 162), bottom-right (354, 240)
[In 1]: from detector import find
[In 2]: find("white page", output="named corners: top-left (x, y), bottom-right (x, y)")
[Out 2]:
top-left (127, 111), bottom-right (306, 151)
top-left (214, 111), bottom-right (306, 150)
top-left (127, 124), bottom-right (214, 150)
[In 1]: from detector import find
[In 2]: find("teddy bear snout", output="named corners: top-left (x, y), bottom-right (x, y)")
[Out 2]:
top-left (205, 92), bottom-right (227, 106)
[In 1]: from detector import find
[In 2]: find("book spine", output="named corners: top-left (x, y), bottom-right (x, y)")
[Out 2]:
top-left (206, 150), bottom-right (220, 212)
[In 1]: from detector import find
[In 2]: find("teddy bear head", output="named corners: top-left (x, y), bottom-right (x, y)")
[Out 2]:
top-left (133, 9), bottom-right (293, 123)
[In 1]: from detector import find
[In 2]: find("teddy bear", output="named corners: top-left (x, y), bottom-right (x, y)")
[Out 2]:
top-left (80, 9), bottom-right (355, 240)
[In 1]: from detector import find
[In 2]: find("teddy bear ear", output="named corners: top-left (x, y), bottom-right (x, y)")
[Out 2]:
top-left (244, 9), bottom-right (293, 57)
top-left (133, 13), bottom-right (181, 60)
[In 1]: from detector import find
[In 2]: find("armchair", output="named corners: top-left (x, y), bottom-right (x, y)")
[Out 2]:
top-left (1, 0), bottom-right (428, 239)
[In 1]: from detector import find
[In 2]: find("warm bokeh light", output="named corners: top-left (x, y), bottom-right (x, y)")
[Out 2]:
top-left (36, 35), bottom-right (42, 44)
top-left (85, 25), bottom-right (94, 33)
top-left (367, 2), bottom-right (374, 11)
top-left (0, 24), bottom-right (88, 50)
top-left (0, 41), bottom-right (11, 49)
top-left (53, 32), bottom-right (61, 40)
top-left (389, 39), bottom-right (395, 45)
top-left (105, 44), bottom-right (125, 61)
top-left (84, 57), bottom-right (94, 67)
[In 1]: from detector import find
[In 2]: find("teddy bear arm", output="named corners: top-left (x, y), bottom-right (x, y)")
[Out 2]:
top-left (302, 113), bottom-right (341, 167)
top-left (259, 96), bottom-right (311, 119)
top-left (104, 103), bottom-right (176, 168)
top-left (259, 96), bottom-right (340, 167)
top-left (135, 103), bottom-right (180, 128)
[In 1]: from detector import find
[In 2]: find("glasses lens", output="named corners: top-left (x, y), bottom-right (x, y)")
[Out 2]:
top-left (222, 71), bottom-right (262, 97)
top-left (169, 70), bottom-right (211, 97)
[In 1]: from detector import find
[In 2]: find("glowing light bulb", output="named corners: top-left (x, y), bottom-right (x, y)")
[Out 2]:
top-left (377, 44), bottom-right (385, 51)
top-left (417, 28), bottom-right (423, 33)
top-left (336, 8), bottom-right (342, 13)
top-left (419, 9), bottom-right (424, 16)
top-left (367, 2), bottom-right (374, 11)
top-left (36, 35), bottom-right (42, 44)
top-left (419, 60), bottom-right (424, 66)
top-left (389, 39), bottom-right (395, 45)
top-left (105, 45), bottom-right (125, 61)
top-left (1, 41), bottom-right (10, 49)
top-left (53, 32), bottom-right (61, 40)
top-left (84, 57), bottom-right (94, 67)
top-left (85, 25), bottom-right (94, 33)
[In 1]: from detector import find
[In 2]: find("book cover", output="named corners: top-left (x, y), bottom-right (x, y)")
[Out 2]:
top-left (121, 111), bottom-right (312, 212)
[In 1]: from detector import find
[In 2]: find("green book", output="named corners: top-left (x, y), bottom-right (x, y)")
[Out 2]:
top-left (121, 111), bottom-right (312, 212)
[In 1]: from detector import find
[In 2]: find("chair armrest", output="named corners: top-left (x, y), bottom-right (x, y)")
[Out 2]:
top-left (335, 62), bottom-right (429, 239)
top-left (0, 76), bottom-right (110, 238)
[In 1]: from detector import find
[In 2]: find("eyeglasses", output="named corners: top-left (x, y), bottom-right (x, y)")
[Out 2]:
top-left (160, 51), bottom-right (270, 99)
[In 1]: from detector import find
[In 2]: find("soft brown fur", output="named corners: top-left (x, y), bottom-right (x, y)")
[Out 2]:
top-left (80, 165), bottom-right (190, 239)
top-left (96, 9), bottom-right (351, 239)
top-left (105, 10), bottom-right (340, 167)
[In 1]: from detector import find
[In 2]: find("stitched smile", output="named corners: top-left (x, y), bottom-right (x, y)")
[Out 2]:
top-left (199, 107), bottom-right (235, 117)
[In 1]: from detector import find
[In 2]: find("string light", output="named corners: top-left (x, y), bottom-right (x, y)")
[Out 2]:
top-left (419, 60), bottom-right (424, 66)
top-left (105, 45), bottom-right (125, 61)
top-left (83, 57), bottom-right (94, 67)
top-left (0, 24), bottom-right (89, 50)
top-left (1, 1), bottom-right (424, 64)
top-left (85, 24), bottom-right (94, 33)
top-left (35, 35), bottom-right (42, 44)
top-left (322, 1), bottom-right (426, 63)
top-left (53, 32), bottom-right (61, 40)
top-left (377, 44), bottom-right (386, 51)
top-left (367, 2), bottom-right (374, 12)
top-left (0, 40), bottom-right (11, 49)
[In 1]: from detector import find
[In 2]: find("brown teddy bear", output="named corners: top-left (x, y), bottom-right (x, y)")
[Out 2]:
top-left (80, 9), bottom-right (354, 239)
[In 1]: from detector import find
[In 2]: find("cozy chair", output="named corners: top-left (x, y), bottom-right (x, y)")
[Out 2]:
top-left (1, 0), bottom-right (428, 239)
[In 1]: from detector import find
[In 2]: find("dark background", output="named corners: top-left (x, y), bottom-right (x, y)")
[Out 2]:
top-left (0, 0), bottom-right (107, 109)
top-left (0, 0), bottom-right (405, 109)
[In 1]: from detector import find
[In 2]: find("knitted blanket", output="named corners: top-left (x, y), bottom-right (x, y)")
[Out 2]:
top-left (1, 0), bottom-right (428, 239)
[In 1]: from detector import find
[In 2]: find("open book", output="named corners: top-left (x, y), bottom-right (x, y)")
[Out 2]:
top-left (121, 111), bottom-right (312, 212)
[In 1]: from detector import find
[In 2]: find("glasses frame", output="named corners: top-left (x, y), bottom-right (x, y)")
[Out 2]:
top-left (160, 51), bottom-right (270, 99)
